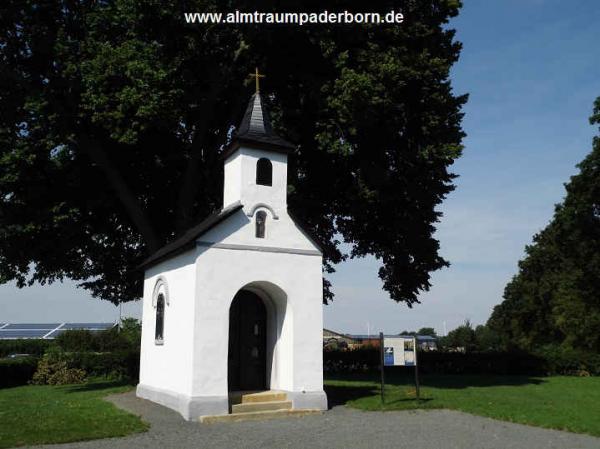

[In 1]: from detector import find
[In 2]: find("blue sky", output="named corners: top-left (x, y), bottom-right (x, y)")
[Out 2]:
top-left (1, 0), bottom-right (599, 334)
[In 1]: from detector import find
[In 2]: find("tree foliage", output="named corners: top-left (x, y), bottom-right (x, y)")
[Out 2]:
top-left (400, 327), bottom-right (437, 336)
top-left (440, 319), bottom-right (476, 352)
top-left (417, 327), bottom-right (437, 337)
top-left (0, 0), bottom-right (466, 305)
top-left (488, 98), bottom-right (600, 352)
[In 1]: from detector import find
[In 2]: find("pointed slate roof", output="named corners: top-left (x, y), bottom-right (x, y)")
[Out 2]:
top-left (223, 93), bottom-right (296, 158)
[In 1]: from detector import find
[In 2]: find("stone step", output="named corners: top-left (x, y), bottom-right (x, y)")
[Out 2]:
top-left (232, 400), bottom-right (292, 414)
top-left (200, 409), bottom-right (322, 424)
top-left (240, 390), bottom-right (287, 404)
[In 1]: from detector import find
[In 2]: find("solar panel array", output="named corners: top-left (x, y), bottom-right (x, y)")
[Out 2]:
top-left (0, 323), bottom-right (116, 339)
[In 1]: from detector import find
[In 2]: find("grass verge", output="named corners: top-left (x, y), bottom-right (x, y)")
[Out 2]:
top-left (0, 380), bottom-right (148, 448)
top-left (325, 373), bottom-right (600, 436)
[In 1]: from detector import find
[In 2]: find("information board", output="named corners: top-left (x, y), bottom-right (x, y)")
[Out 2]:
top-left (383, 336), bottom-right (417, 366)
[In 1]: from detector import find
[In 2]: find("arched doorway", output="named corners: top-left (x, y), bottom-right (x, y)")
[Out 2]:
top-left (228, 290), bottom-right (267, 391)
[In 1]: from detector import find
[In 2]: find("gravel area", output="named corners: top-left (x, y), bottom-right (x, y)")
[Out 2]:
top-left (26, 391), bottom-right (600, 449)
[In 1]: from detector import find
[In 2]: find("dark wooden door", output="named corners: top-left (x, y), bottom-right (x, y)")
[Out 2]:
top-left (228, 290), bottom-right (267, 391)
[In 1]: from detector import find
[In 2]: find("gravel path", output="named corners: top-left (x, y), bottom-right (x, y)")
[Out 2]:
top-left (27, 391), bottom-right (600, 449)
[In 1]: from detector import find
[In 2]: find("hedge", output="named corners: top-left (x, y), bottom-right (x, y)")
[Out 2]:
top-left (55, 328), bottom-right (136, 352)
top-left (0, 339), bottom-right (53, 358)
top-left (324, 347), bottom-right (379, 373)
top-left (324, 347), bottom-right (600, 376)
top-left (68, 350), bottom-right (140, 381)
top-left (0, 357), bottom-right (39, 388)
top-left (0, 349), bottom-right (140, 388)
top-left (416, 351), bottom-right (546, 376)
top-left (0, 327), bottom-right (140, 358)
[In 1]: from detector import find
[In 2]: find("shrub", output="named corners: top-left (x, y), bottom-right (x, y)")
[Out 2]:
top-left (31, 347), bottom-right (139, 385)
top-left (0, 357), bottom-right (39, 388)
top-left (0, 323), bottom-right (142, 387)
top-left (55, 330), bottom-right (98, 352)
top-left (534, 345), bottom-right (600, 376)
top-left (31, 348), bottom-right (87, 385)
top-left (118, 318), bottom-right (142, 347)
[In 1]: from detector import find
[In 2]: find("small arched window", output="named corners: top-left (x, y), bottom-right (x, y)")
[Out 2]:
top-left (256, 210), bottom-right (267, 238)
top-left (256, 158), bottom-right (272, 186)
top-left (155, 293), bottom-right (165, 344)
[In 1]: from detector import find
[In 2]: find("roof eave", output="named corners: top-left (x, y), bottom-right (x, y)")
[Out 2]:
top-left (138, 202), bottom-right (244, 271)
top-left (221, 137), bottom-right (296, 160)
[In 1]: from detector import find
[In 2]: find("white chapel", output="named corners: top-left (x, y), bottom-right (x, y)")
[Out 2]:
top-left (136, 85), bottom-right (327, 421)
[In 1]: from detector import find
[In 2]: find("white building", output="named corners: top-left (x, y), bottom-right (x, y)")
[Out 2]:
top-left (136, 91), bottom-right (327, 420)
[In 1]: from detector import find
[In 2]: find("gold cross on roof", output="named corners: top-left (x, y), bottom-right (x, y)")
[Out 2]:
top-left (248, 67), bottom-right (266, 93)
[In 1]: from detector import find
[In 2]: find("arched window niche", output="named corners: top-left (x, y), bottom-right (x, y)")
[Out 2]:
top-left (155, 293), bottom-right (165, 344)
top-left (256, 210), bottom-right (267, 238)
top-left (256, 158), bottom-right (272, 186)
top-left (152, 278), bottom-right (169, 345)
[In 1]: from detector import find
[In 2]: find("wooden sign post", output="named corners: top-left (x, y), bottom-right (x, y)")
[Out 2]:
top-left (414, 341), bottom-right (420, 401)
top-left (379, 332), bottom-right (385, 404)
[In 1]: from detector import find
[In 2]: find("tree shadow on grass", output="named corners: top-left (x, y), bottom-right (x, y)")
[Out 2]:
top-left (385, 397), bottom-right (434, 406)
top-left (414, 374), bottom-right (547, 389)
top-left (326, 372), bottom-right (547, 392)
top-left (324, 383), bottom-right (435, 409)
top-left (324, 384), bottom-right (376, 408)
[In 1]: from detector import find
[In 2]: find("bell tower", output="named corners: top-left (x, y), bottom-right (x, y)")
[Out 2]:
top-left (222, 71), bottom-right (295, 218)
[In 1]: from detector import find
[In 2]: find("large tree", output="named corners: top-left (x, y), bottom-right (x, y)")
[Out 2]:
top-left (488, 97), bottom-right (600, 352)
top-left (0, 0), bottom-right (466, 305)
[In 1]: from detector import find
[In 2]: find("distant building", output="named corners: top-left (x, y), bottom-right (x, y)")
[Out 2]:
top-left (323, 329), bottom-right (358, 349)
top-left (415, 335), bottom-right (438, 351)
top-left (349, 335), bottom-right (382, 348)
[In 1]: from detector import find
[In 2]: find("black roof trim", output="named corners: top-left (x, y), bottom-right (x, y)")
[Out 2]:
top-left (139, 202), bottom-right (243, 270)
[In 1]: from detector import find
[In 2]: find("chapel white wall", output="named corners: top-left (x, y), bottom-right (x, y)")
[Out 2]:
top-left (201, 209), bottom-right (318, 252)
top-left (190, 245), bottom-right (324, 398)
top-left (139, 249), bottom-right (197, 397)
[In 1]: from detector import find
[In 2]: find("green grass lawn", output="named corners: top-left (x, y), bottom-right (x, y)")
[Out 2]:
top-left (325, 373), bottom-right (600, 437)
top-left (0, 380), bottom-right (148, 448)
